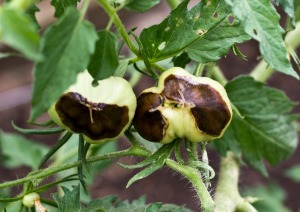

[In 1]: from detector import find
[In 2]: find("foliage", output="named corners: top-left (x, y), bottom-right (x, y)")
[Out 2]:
top-left (215, 76), bottom-right (298, 176)
top-left (242, 183), bottom-right (290, 212)
top-left (0, 131), bottom-right (49, 169)
top-left (285, 165), bottom-right (300, 182)
top-left (0, 0), bottom-right (299, 211)
top-left (52, 185), bottom-right (192, 212)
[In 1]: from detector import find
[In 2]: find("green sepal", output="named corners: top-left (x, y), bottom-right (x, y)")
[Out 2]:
top-left (38, 132), bottom-right (73, 168)
top-left (113, 59), bottom-right (131, 77)
top-left (232, 44), bottom-right (247, 61)
top-left (12, 121), bottom-right (65, 135)
top-left (118, 142), bottom-right (174, 169)
top-left (188, 161), bottom-right (215, 180)
top-left (125, 142), bottom-right (175, 188)
top-left (27, 119), bottom-right (55, 127)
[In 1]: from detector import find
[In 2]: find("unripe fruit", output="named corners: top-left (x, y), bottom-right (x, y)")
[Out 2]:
top-left (48, 71), bottom-right (137, 144)
top-left (133, 67), bottom-right (232, 144)
top-left (22, 192), bottom-right (40, 208)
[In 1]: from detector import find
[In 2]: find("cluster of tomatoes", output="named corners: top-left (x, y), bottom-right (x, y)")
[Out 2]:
top-left (48, 67), bottom-right (232, 144)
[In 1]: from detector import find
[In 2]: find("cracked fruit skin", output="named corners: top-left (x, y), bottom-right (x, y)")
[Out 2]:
top-left (48, 71), bottom-right (137, 144)
top-left (133, 67), bottom-right (232, 144)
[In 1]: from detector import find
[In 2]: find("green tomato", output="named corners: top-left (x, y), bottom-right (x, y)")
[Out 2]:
top-left (48, 71), bottom-right (137, 144)
top-left (22, 192), bottom-right (40, 208)
top-left (133, 67), bottom-right (232, 144)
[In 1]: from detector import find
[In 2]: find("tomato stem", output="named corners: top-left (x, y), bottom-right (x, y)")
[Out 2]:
top-left (214, 152), bottom-right (257, 212)
top-left (97, 0), bottom-right (140, 56)
top-left (166, 159), bottom-right (215, 212)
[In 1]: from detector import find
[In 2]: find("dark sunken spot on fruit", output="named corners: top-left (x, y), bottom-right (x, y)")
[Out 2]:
top-left (55, 92), bottom-right (129, 140)
top-left (133, 92), bottom-right (167, 142)
top-left (163, 74), bottom-right (231, 136)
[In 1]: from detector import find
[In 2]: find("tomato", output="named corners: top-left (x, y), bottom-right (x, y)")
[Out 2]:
top-left (48, 71), bottom-right (137, 144)
top-left (133, 67), bottom-right (232, 143)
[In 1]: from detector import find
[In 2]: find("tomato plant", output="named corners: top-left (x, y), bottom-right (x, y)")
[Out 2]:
top-left (0, 0), bottom-right (299, 211)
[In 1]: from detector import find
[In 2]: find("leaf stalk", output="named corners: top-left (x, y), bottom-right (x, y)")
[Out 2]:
top-left (97, 0), bottom-right (140, 56)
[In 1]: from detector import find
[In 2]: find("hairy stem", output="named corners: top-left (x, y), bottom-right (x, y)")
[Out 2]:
top-left (250, 22), bottom-right (300, 82)
top-left (97, 0), bottom-right (140, 56)
top-left (214, 152), bottom-right (257, 212)
top-left (0, 147), bottom-right (150, 189)
top-left (166, 159), bottom-right (215, 212)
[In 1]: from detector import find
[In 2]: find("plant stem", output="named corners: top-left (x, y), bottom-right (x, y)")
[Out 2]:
top-left (166, 159), bottom-right (215, 212)
top-left (214, 152), bottom-right (257, 212)
top-left (97, 0), bottom-right (140, 56)
top-left (194, 63), bottom-right (205, 76)
top-left (207, 64), bottom-right (228, 85)
top-left (286, 22), bottom-right (300, 49)
top-left (250, 22), bottom-right (300, 82)
top-left (105, 18), bottom-right (114, 31)
top-left (249, 62), bottom-right (273, 83)
top-left (151, 63), bottom-right (166, 72)
top-left (0, 147), bottom-right (149, 189)
top-left (200, 143), bottom-right (210, 187)
top-left (80, 0), bottom-right (91, 19)
top-left (167, 0), bottom-right (180, 9)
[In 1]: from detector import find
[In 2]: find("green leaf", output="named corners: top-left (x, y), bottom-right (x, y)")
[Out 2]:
top-left (295, 0), bottom-right (300, 21)
top-left (140, 0), bottom-right (249, 63)
top-left (52, 190), bottom-right (191, 212)
top-left (242, 183), bottom-right (290, 212)
top-left (215, 76), bottom-right (298, 175)
top-left (113, 59), bottom-right (130, 77)
top-left (172, 52), bottom-right (191, 68)
top-left (0, 7), bottom-right (40, 61)
top-left (125, 0), bottom-right (161, 12)
top-left (159, 204), bottom-right (192, 212)
top-left (0, 131), bottom-right (49, 169)
top-left (82, 195), bottom-right (191, 212)
top-left (275, 0), bottom-right (295, 25)
top-left (132, 132), bottom-right (162, 152)
top-left (51, 0), bottom-right (80, 18)
top-left (55, 135), bottom-right (117, 203)
top-left (52, 185), bottom-right (81, 212)
top-left (119, 142), bottom-right (174, 169)
top-left (224, 0), bottom-right (299, 79)
top-left (30, 7), bottom-right (98, 121)
top-left (83, 196), bottom-right (118, 211)
top-left (26, 4), bottom-right (40, 29)
top-left (126, 143), bottom-right (174, 188)
top-left (0, 188), bottom-right (10, 211)
top-left (285, 165), bottom-right (300, 182)
top-left (88, 30), bottom-right (118, 80)
top-left (144, 203), bottom-right (162, 212)
top-left (187, 15), bottom-right (250, 63)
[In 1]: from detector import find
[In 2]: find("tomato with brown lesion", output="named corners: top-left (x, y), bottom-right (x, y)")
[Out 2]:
top-left (133, 67), bottom-right (232, 144)
top-left (48, 71), bottom-right (137, 144)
